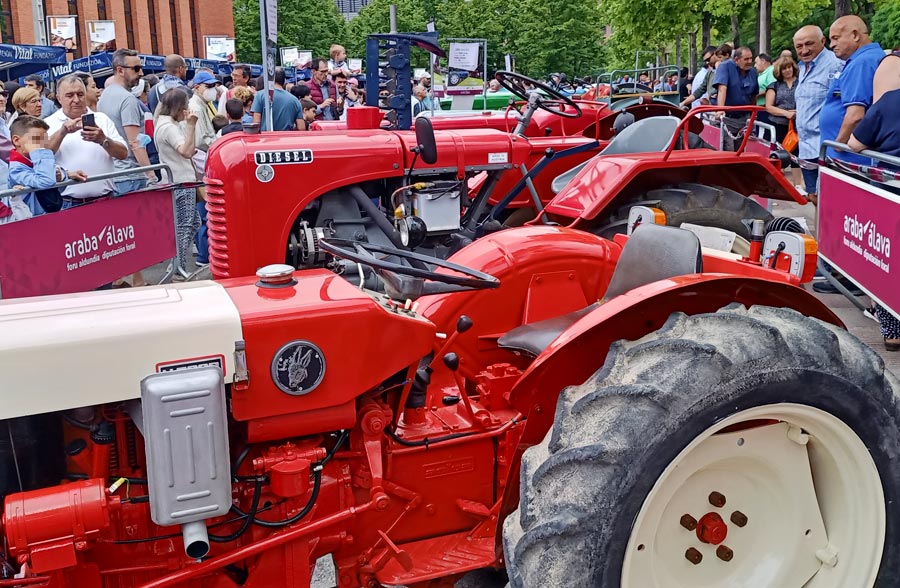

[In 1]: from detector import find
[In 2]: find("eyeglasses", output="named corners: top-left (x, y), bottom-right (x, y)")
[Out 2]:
top-left (121, 65), bottom-right (143, 72)
top-left (26, 98), bottom-right (42, 104)
top-left (317, 69), bottom-right (329, 73)
top-left (0, 91), bottom-right (8, 98)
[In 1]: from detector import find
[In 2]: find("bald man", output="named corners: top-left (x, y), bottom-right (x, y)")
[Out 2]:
top-left (819, 15), bottom-right (884, 165)
top-left (793, 25), bottom-right (842, 200)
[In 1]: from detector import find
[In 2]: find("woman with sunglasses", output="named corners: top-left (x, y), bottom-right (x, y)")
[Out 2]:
top-left (10, 87), bottom-right (43, 124)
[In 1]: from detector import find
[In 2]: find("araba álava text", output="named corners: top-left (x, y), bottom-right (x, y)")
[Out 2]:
top-left (65, 224), bottom-right (136, 260)
top-left (844, 215), bottom-right (891, 258)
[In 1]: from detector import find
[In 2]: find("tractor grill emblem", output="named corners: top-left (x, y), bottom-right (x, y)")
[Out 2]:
top-left (271, 340), bottom-right (326, 395)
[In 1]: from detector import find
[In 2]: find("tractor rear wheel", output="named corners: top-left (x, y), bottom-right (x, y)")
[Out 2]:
top-left (595, 183), bottom-right (773, 241)
top-left (503, 304), bottom-right (900, 588)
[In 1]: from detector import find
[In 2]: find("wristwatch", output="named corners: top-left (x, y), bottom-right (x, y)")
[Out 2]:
top-left (101, 137), bottom-right (110, 148)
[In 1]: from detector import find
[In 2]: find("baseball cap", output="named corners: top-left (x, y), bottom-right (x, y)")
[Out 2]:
top-left (191, 71), bottom-right (219, 86)
top-left (420, 71), bottom-right (432, 79)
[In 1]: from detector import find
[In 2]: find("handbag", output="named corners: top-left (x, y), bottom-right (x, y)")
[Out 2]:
top-left (781, 118), bottom-right (799, 153)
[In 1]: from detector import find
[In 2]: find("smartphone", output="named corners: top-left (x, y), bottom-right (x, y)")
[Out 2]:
top-left (81, 113), bottom-right (96, 128)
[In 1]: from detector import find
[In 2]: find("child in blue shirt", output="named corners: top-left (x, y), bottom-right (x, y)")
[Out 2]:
top-left (7, 115), bottom-right (86, 218)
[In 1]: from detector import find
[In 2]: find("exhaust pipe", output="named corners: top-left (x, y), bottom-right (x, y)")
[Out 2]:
top-left (181, 520), bottom-right (210, 559)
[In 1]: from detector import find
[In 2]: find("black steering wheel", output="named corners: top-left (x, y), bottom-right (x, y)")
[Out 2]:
top-left (318, 238), bottom-right (500, 299)
top-left (495, 70), bottom-right (581, 119)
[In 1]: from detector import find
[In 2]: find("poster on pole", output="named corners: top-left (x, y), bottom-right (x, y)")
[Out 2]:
top-left (280, 46), bottom-right (298, 66)
top-left (348, 58), bottom-right (363, 74)
top-left (265, 0), bottom-right (278, 43)
top-left (292, 50), bottom-right (313, 69)
top-left (87, 20), bottom-right (116, 52)
top-left (224, 38), bottom-right (236, 62)
top-left (48, 16), bottom-right (77, 51)
top-left (205, 36), bottom-right (229, 61)
top-left (444, 41), bottom-right (485, 96)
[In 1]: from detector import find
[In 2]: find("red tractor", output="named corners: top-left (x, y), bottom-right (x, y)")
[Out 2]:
top-left (1, 158), bottom-right (899, 588)
top-left (204, 72), bottom-right (802, 282)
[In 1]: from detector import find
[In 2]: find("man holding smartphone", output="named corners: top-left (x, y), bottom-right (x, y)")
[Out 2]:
top-left (45, 75), bottom-right (128, 207)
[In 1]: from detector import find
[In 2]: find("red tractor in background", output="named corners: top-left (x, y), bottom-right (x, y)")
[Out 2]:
top-left (204, 72), bottom-right (803, 282)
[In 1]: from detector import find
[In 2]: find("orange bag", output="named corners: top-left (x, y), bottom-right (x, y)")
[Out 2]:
top-left (781, 118), bottom-right (799, 152)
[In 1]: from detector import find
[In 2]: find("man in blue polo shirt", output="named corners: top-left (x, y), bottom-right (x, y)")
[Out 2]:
top-left (819, 15), bottom-right (884, 165)
top-left (714, 46), bottom-right (759, 151)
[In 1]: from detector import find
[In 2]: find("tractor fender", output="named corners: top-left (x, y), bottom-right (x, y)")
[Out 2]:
top-left (495, 275), bottom-right (842, 536)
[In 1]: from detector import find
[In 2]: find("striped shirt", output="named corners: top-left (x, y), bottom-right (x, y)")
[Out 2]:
top-left (795, 48), bottom-right (843, 159)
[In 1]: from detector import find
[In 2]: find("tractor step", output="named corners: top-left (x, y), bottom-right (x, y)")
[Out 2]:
top-left (375, 530), bottom-right (497, 584)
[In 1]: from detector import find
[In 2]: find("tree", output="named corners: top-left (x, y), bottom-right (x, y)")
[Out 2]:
top-left (233, 0), bottom-right (347, 65)
top-left (515, 0), bottom-right (604, 77)
top-left (872, 0), bottom-right (900, 49)
top-left (345, 0), bottom-right (430, 61)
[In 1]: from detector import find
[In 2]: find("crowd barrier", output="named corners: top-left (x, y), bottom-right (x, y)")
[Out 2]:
top-left (0, 165), bottom-right (197, 300)
top-left (816, 142), bottom-right (899, 320)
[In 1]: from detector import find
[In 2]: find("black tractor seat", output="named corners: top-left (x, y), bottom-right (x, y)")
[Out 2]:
top-left (550, 116), bottom-right (681, 195)
top-left (497, 224), bottom-right (702, 357)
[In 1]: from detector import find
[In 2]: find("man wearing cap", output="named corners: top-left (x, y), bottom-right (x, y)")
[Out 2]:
top-left (419, 72), bottom-right (433, 110)
top-left (189, 71), bottom-right (220, 153)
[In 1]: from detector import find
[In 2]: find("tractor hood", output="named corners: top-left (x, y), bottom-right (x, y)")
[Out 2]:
top-left (0, 282), bottom-right (243, 420)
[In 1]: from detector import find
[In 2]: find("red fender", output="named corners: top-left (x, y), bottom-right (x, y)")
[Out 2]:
top-left (496, 275), bottom-right (842, 541)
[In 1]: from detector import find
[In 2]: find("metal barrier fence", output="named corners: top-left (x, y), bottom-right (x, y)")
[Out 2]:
top-left (0, 164), bottom-right (210, 299)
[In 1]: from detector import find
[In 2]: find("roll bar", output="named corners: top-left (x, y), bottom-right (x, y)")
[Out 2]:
top-left (662, 104), bottom-right (763, 160)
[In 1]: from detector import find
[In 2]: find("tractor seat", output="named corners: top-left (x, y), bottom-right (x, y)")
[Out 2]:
top-left (497, 224), bottom-right (702, 357)
top-left (550, 116), bottom-right (681, 195)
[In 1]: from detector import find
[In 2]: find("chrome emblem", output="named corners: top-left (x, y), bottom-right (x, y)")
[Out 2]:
top-left (271, 341), bottom-right (325, 395)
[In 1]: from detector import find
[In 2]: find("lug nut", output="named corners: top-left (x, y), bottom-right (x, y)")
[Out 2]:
top-left (680, 514), bottom-right (698, 531)
top-left (685, 547), bottom-right (703, 565)
top-left (708, 491), bottom-right (727, 508)
top-left (717, 545), bottom-right (734, 562)
top-left (730, 510), bottom-right (748, 527)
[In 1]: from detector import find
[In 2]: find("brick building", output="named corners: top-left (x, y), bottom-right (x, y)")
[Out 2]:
top-left (0, 0), bottom-right (234, 58)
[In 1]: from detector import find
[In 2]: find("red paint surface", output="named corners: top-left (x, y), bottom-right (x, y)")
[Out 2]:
top-left (0, 189), bottom-right (175, 298)
top-left (818, 167), bottom-right (899, 319)
top-left (696, 512), bottom-right (728, 545)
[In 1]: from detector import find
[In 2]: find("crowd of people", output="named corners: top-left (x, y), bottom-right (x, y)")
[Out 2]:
top-left (0, 44), bottom-right (365, 280)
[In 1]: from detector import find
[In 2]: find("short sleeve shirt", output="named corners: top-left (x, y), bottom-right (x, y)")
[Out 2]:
top-left (852, 88), bottom-right (900, 171)
top-left (756, 65), bottom-right (776, 105)
top-left (766, 79), bottom-right (797, 126)
top-left (251, 88), bottom-right (303, 131)
top-left (97, 83), bottom-right (145, 174)
top-left (713, 59), bottom-right (759, 107)
top-left (44, 109), bottom-right (124, 198)
top-left (819, 42), bottom-right (884, 164)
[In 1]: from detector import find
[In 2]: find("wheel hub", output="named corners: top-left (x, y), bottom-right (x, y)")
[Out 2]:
top-left (695, 512), bottom-right (728, 545)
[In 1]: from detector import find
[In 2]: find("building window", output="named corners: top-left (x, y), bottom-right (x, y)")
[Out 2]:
top-left (147, 0), bottom-right (158, 54)
top-left (123, 0), bottom-right (135, 49)
top-left (169, 0), bottom-right (179, 54)
top-left (188, 0), bottom-right (199, 57)
top-left (0, 0), bottom-right (14, 43)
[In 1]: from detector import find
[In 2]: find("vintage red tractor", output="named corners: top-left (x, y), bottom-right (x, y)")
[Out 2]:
top-left (204, 73), bottom-right (802, 282)
top-left (1, 179), bottom-right (899, 588)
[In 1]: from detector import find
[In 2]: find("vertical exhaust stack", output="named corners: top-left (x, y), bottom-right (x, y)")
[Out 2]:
top-left (140, 367), bottom-right (232, 558)
top-left (181, 520), bottom-right (210, 559)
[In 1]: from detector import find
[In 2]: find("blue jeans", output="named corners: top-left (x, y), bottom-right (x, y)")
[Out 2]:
top-left (114, 177), bottom-right (149, 196)
top-left (801, 159), bottom-right (818, 195)
top-left (195, 201), bottom-right (209, 264)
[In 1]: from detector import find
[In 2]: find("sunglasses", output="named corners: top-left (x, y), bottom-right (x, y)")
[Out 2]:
top-left (121, 65), bottom-right (143, 72)
top-left (0, 91), bottom-right (8, 98)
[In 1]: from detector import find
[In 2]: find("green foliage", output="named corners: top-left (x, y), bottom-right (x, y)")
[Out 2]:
top-left (233, 0), bottom-right (347, 65)
top-left (514, 0), bottom-right (605, 76)
top-left (872, 1), bottom-right (900, 50)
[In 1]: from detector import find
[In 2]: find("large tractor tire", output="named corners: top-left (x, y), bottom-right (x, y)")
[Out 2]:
top-left (503, 304), bottom-right (900, 588)
top-left (595, 183), bottom-right (773, 242)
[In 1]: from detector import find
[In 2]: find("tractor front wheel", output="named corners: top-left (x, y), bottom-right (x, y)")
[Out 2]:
top-left (503, 304), bottom-right (900, 588)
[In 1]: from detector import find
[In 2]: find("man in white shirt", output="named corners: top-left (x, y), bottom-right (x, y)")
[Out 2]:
top-left (45, 75), bottom-right (128, 208)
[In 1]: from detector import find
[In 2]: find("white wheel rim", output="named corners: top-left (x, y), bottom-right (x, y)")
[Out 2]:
top-left (622, 403), bottom-right (885, 588)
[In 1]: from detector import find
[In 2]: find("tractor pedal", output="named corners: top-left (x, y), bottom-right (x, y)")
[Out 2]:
top-left (375, 530), bottom-right (496, 585)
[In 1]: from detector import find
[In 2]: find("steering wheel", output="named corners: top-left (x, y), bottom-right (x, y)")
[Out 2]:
top-left (495, 71), bottom-right (581, 119)
top-left (318, 238), bottom-right (500, 299)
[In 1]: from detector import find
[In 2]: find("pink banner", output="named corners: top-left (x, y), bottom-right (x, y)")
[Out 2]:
top-left (700, 121), bottom-right (721, 149)
top-left (0, 189), bottom-right (175, 299)
top-left (818, 167), bottom-right (898, 317)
